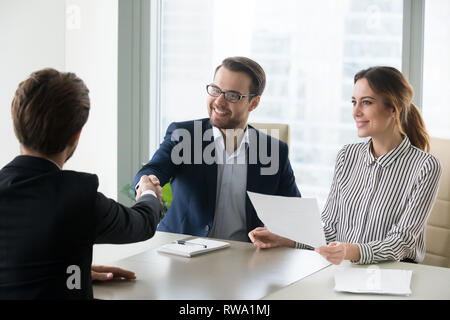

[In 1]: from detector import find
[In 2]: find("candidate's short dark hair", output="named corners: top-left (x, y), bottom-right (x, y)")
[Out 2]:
top-left (11, 68), bottom-right (90, 155)
top-left (215, 56), bottom-right (266, 98)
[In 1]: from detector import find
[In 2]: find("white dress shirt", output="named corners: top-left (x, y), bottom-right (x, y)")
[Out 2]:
top-left (208, 126), bottom-right (249, 241)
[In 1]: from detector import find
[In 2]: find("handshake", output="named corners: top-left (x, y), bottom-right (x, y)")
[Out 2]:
top-left (135, 174), bottom-right (163, 203)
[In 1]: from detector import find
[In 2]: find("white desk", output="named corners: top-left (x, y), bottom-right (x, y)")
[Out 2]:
top-left (93, 231), bottom-right (330, 300)
top-left (93, 231), bottom-right (450, 300)
top-left (263, 260), bottom-right (450, 300)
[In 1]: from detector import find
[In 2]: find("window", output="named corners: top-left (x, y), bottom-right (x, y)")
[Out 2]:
top-left (159, 0), bottom-right (403, 207)
top-left (423, 0), bottom-right (450, 139)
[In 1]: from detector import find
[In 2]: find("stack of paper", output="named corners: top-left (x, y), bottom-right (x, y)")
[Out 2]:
top-left (157, 238), bottom-right (230, 258)
top-left (334, 267), bottom-right (413, 296)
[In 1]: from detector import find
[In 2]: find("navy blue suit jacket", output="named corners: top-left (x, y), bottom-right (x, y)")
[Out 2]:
top-left (134, 118), bottom-right (301, 240)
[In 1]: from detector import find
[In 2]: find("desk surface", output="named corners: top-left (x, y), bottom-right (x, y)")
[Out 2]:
top-left (263, 259), bottom-right (450, 300)
top-left (93, 231), bottom-right (450, 300)
top-left (93, 231), bottom-right (330, 300)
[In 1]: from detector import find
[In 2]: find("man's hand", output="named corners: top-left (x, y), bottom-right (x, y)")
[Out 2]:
top-left (147, 175), bottom-right (163, 203)
top-left (248, 227), bottom-right (295, 249)
top-left (136, 175), bottom-right (163, 203)
top-left (91, 265), bottom-right (136, 281)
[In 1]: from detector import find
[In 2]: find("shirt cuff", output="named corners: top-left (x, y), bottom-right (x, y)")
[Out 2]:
top-left (295, 242), bottom-right (314, 250)
top-left (355, 243), bottom-right (373, 264)
top-left (140, 190), bottom-right (157, 198)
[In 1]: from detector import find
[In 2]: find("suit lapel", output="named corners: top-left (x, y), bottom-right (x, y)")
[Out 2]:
top-left (246, 125), bottom-right (261, 194)
top-left (246, 127), bottom-right (263, 230)
top-left (203, 120), bottom-right (217, 218)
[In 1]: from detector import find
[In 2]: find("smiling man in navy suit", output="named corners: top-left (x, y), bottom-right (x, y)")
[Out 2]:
top-left (134, 57), bottom-right (301, 241)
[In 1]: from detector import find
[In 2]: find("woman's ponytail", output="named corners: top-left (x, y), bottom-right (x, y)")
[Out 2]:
top-left (401, 103), bottom-right (430, 152)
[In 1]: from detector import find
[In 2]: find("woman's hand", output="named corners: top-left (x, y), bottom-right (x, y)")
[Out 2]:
top-left (315, 242), bottom-right (360, 265)
top-left (248, 227), bottom-right (295, 249)
top-left (315, 242), bottom-right (346, 265)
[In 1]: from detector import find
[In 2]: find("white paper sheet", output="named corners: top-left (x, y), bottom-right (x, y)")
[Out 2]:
top-left (247, 191), bottom-right (327, 248)
top-left (334, 267), bottom-right (413, 296)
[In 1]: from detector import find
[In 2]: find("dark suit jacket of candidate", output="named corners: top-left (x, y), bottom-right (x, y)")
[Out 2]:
top-left (134, 118), bottom-right (301, 239)
top-left (0, 156), bottom-right (161, 300)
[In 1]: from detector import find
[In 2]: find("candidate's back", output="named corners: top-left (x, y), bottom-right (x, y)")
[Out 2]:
top-left (0, 156), bottom-right (98, 299)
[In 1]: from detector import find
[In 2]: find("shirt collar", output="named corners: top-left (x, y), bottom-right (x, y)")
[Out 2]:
top-left (212, 125), bottom-right (249, 159)
top-left (363, 135), bottom-right (411, 168)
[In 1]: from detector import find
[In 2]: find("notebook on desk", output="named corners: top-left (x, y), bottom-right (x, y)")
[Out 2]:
top-left (157, 237), bottom-right (230, 258)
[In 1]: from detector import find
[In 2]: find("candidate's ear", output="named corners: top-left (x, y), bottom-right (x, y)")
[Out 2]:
top-left (248, 96), bottom-right (260, 112)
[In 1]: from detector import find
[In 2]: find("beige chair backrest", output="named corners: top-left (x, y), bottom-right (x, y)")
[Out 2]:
top-left (423, 137), bottom-right (450, 268)
top-left (249, 123), bottom-right (290, 148)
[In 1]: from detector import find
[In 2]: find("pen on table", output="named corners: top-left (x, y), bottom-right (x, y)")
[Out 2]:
top-left (175, 240), bottom-right (207, 248)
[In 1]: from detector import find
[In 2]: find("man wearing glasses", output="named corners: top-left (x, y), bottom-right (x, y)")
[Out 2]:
top-left (134, 56), bottom-right (300, 242)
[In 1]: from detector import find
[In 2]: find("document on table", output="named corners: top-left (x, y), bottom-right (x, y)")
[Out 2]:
top-left (247, 191), bottom-right (326, 248)
top-left (334, 267), bottom-right (413, 296)
top-left (157, 238), bottom-right (230, 258)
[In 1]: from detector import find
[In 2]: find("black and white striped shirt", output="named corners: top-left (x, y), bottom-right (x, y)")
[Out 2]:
top-left (298, 136), bottom-right (442, 264)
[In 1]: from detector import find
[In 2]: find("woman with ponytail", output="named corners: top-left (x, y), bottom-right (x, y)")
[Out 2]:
top-left (249, 66), bottom-right (442, 265)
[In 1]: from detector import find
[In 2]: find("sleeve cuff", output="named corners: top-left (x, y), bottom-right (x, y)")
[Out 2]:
top-left (140, 190), bottom-right (157, 198)
top-left (355, 243), bottom-right (373, 264)
top-left (295, 242), bottom-right (314, 250)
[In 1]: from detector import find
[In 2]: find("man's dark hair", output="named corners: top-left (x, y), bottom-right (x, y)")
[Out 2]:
top-left (215, 56), bottom-right (266, 99)
top-left (11, 68), bottom-right (90, 155)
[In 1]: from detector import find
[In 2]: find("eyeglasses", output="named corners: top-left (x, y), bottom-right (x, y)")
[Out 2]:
top-left (206, 84), bottom-right (257, 103)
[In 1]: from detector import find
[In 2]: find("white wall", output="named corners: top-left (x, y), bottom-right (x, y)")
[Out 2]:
top-left (0, 0), bottom-right (118, 200)
top-left (64, 0), bottom-right (118, 199)
top-left (0, 0), bottom-right (65, 168)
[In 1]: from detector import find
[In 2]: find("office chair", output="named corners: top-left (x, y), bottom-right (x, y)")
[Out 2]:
top-left (423, 137), bottom-right (450, 268)
top-left (249, 122), bottom-right (290, 148)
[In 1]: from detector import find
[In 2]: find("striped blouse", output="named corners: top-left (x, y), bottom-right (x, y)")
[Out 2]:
top-left (297, 136), bottom-right (442, 264)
